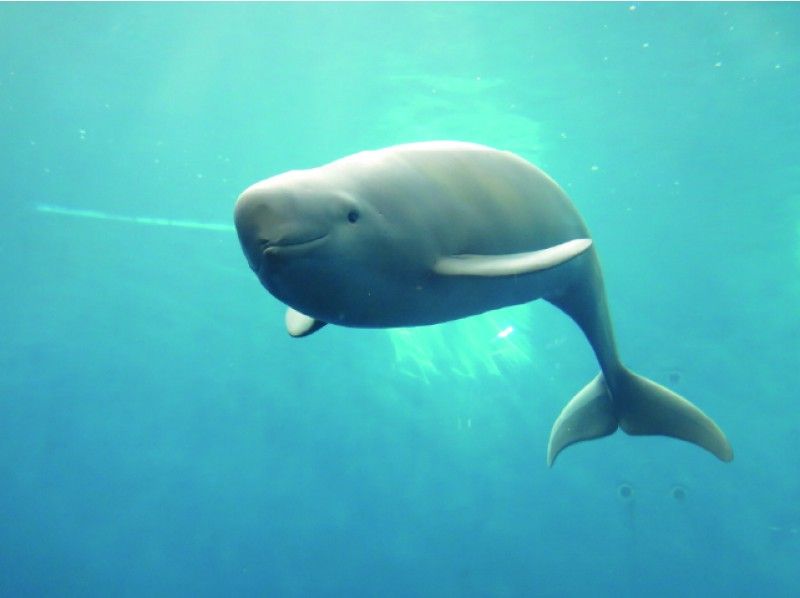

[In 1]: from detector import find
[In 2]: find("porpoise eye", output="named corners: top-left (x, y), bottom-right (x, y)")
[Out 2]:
top-left (347, 209), bottom-right (360, 223)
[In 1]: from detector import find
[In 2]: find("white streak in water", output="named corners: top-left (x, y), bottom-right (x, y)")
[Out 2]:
top-left (35, 203), bottom-right (235, 233)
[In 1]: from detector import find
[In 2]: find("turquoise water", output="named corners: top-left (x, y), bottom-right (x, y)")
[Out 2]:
top-left (2, 2), bottom-right (799, 595)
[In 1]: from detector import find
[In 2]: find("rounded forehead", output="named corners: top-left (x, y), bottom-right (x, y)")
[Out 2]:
top-left (238, 169), bottom-right (310, 199)
top-left (242, 165), bottom-right (356, 203)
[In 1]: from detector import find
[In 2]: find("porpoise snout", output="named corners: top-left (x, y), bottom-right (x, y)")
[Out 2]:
top-left (234, 185), bottom-right (275, 272)
top-left (234, 179), bottom-right (331, 274)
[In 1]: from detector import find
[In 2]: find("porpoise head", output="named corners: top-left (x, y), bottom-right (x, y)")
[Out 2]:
top-left (233, 169), bottom-right (399, 322)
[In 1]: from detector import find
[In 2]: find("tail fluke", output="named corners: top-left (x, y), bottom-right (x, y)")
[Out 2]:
top-left (547, 369), bottom-right (733, 466)
top-left (547, 374), bottom-right (617, 466)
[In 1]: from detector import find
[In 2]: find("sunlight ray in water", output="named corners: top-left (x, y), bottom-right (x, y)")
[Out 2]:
top-left (386, 304), bottom-right (536, 383)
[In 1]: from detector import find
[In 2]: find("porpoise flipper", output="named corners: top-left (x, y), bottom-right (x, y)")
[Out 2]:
top-left (433, 238), bottom-right (592, 277)
top-left (285, 308), bottom-right (327, 337)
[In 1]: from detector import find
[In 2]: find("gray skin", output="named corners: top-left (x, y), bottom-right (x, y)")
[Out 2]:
top-left (234, 141), bottom-right (733, 466)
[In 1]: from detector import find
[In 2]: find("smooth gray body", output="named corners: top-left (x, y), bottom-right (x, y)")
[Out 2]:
top-left (234, 141), bottom-right (733, 465)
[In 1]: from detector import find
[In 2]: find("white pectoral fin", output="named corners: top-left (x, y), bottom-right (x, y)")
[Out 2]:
top-left (285, 307), bottom-right (327, 337)
top-left (433, 238), bottom-right (592, 277)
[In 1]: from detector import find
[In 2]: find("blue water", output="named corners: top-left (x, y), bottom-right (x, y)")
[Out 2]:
top-left (2, 3), bottom-right (799, 596)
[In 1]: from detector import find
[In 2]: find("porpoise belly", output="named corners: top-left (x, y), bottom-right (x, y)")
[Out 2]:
top-left (325, 253), bottom-right (587, 328)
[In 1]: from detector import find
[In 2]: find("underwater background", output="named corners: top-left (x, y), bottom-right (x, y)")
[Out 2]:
top-left (1, 2), bottom-right (799, 596)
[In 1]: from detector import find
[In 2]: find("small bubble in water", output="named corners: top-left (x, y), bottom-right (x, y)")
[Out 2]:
top-left (617, 483), bottom-right (634, 499)
top-left (671, 485), bottom-right (687, 501)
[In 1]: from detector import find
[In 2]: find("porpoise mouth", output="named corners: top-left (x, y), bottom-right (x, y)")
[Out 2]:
top-left (260, 233), bottom-right (328, 254)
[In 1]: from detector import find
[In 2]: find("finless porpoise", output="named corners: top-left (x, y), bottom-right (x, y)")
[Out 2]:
top-left (234, 141), bottom-right (733, 466)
